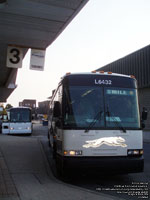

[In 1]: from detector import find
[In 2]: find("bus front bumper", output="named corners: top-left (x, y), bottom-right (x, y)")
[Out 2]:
top-left (61, 155), bottom-right (144, 173)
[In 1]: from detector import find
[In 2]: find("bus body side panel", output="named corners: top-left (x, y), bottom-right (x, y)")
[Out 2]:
top-left (56, 129), bottom-right (144, 173)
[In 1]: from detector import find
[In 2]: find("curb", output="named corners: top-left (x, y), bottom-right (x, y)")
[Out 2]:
top-left (0, 146), bottom-right (20, 199)
top-left (38, 138), bottom-right (126, 200)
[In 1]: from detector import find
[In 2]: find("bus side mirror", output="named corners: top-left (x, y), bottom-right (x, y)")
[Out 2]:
top-left (55, 119), bottom-right (61, 128)
top-left (142, 108), bottom-right (148, 121)
top-left (53, 101), bottom-right (61, 118)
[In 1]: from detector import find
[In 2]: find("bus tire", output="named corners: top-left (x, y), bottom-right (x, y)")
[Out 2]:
top-left (48, 131), bottom-right (51, 147)
top-left (47, 130), bottom-right (50, 139)
top-left (56, 155), bottom-right (62, 177)
top-left (48, 138), bottom-right (51, 147)
top-left (56, 155), bottom-right (66, 179)
top-left (52, 143), bottom-right (56, 159)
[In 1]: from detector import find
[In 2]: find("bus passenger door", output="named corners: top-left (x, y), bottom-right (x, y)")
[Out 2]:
top-left (53, 101), bottom-right (62, 155)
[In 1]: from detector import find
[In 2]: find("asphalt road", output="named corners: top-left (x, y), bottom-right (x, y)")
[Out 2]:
top-left (2, 122), bottom-right (115, 200)
top-left (37, 123), bottom-right (150, 200)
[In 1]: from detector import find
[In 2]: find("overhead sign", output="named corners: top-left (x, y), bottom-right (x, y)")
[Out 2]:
top-left (30, 49), bottom-right (46, 71)
top-left (7, 46), bottom-right (23, 68)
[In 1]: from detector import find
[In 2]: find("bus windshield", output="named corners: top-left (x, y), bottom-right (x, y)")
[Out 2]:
top-left (105, 88), bottom-right (140, 129)
top-left (63, 86), bottom-right (140, 129)
top-left (10, 108), bottom-right (31, 123)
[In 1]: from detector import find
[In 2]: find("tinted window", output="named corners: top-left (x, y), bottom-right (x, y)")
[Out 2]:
top-left (10, 109), bottom-right (31, 122)
top-left (105, 88), bottom-right (140, 128)
top-left (63, 86), bottom-right (104, 128)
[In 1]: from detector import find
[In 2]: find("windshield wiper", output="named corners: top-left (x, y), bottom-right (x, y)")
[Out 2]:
top-left (85, 111), bottom-right (103, 133)
top-left (106, 107), bottom-right (126, 133)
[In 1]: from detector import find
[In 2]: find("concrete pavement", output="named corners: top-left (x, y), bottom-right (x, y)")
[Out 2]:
top-left (0, 144), bottom-right (19, 199)
top-left (0, 133), bottom-right (125, 200)
top-left (0, 126), bottom-right (150, 200)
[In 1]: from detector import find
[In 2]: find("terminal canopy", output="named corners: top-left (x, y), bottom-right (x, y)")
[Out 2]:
top-left (0, 0), bottom-right (89, 102)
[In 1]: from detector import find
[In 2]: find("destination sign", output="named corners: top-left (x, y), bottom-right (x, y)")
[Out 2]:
top-left (63, 74), bottom-right (137, 89)
top-left (106, 89), bottom-right (134, 96)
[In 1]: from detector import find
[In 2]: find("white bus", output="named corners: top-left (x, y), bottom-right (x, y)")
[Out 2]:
top-left (48, 72), bottom-right (146, 176)
top-left (2, 107), bottom-right (33, 135)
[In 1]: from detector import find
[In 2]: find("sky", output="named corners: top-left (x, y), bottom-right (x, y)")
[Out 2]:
top-left (7, 0), bottom-right (150, 107)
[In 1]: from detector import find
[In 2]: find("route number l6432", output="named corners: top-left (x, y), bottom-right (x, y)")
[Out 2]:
top-left (95, 79), bottom-right (112, 85)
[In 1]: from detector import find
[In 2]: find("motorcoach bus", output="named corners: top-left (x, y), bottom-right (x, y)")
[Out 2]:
top-left (2, 107), bottom-right (32, 135)
top-left (48, 72), bottom-right (146, 176)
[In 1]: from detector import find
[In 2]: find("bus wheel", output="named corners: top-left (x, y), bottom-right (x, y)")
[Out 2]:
top-left (48, 138), bottom-right (51, 147)
top-left (56, 155), bottom-right (66, 179)
top-left (48, 131), bottom-right (51, 147)
top-left (47, 130), bottom-right (50, 139)
top-left (52, 143), bottom-right (56, 159)
top-left (56, 155), bottom-right (62, 177)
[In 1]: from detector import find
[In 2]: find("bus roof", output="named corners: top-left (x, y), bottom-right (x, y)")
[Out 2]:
top-left (61, 72), bottom-right (134, 80)
top-left (9, 107), bottom-right (32, 110)
top-left (62, 71), bottom-right (133, 78)
top-left (51, 72), bottom-right (137, 101)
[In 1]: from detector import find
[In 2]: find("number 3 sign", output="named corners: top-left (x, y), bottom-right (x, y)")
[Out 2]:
top-left (7, 46), bottom-right (23, 68)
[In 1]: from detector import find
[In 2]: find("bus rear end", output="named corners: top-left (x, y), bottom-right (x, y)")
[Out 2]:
top-left (9, 122), bottom-right (32, 134)
top-left (6, 107), bottom-right (32, 135)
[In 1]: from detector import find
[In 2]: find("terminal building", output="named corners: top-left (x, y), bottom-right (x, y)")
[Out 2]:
top-left (19, 99), bottom-right (36, 109)
top-left (97, 45), bottom-right (150, 130)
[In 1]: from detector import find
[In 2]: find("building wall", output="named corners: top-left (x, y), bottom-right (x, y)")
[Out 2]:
top-left (138, 88), bottom-right (150, 130)
top-left (38, 100), bottom-right (50, 114)
top-left (98, 45), bottom-right (150, 89)
top-left (19, 99), bottom-right (36, 109)
top-left (97, 45), bottom-right (150, 130)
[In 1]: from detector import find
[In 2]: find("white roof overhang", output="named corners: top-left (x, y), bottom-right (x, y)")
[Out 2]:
top-left (0, 0), bottom-right (89, 102)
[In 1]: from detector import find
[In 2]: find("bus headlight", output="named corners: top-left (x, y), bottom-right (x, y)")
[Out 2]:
top-left (27, 127), bottom-right (31, 130)
top-left (10, 127), bottom-right (14, 130)
top-left (64, 150), bottom-right (82, 156)
top-left (127, 149), bottom-right (143, 156)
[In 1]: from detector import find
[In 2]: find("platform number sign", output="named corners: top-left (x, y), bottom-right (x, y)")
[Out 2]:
top-left (7, 46), bottom-right (23, 68)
